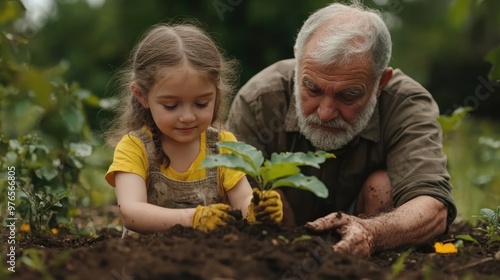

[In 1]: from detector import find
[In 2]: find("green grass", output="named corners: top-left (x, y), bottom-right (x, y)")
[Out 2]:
top-left (444, 117), bottom-right (500, 223)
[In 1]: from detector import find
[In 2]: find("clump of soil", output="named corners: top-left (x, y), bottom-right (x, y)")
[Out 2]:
top-left (228, 209), bottom-right (243, 221)
top-left (4, 209), bottom-right (500, 280)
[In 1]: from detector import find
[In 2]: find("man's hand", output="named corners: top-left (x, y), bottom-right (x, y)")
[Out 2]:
top-left (305, 212), bottom-right (374, 258)
top-left (247, 188), bottom-right (283, 224)
top-left (192, 204), bottom-right (236, 232)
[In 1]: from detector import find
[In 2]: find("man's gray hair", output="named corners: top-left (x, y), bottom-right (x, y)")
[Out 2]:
top-left (294, 1), bottom-right (392, 77)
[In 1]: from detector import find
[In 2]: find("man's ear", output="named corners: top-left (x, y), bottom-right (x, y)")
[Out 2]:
top-left (131, 82), bottom-right (149, 108)
top-left (376, 67), bottom-right (393, 97)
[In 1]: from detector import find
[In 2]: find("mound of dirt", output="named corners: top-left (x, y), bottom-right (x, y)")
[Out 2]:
top-left (5, 213), bottom-right (500, 280)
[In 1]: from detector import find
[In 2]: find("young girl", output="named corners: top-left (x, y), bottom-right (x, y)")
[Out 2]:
top-left (105, 22), bottom-right (282, 235)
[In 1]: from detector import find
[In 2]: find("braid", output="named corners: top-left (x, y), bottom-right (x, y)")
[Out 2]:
top-left (150, 125), bottom-right (170, 168)
top-left (143, 111), bottom-right (170, 168)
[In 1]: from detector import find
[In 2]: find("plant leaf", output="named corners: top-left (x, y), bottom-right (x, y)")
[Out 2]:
top-left (216, 141), bottom-right (264, 173)
top-left (291, 235), bottom-right (312, 244)
top-left (270, 150), bottom-right (335, 168)
top-left (391, 249), bottom-right (412, 278)
top-left (487, 235), bottom-right (500, 246)
top-left (437, 107), bottom-right (472, 134)
top-left (201, 153), bottom-right (258, 178)
top-left (0, 1), bottom-right (25, 24)
top-left (35, 166), bottom-right (59, 181)
top-left (485, 45), bottom-right (500, 81)
top-left (270, 173), bottom-right (329, 198)
top-left (69, 142), bottom-right (93, 158)
top-left (277, 235), bottom-right (289, 244)
top-left (61, 105), bottom-right (85, 134)
top-left (456, 234), bottom-right (480, 245)
top-left (480, 208), bottom-right (497, 223)
top-left (259, 163), bottom-right (301, 187)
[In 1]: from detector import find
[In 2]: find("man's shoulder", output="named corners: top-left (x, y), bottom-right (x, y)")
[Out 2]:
top-left (379, 68), bottom-right (439, 122)
top-left (238, 59), bottom-right (296, 101)
top-left (246, 58), bottom-right (296, 84)
top-left (384, 68), bottom-right (430, 97)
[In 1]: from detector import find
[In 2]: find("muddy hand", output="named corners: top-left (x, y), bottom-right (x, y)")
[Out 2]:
top-left (305, 212), bottom-right (374, 258)
top-left (192, 203), bottom-right (236, 232)
top-left (247, 188), bottom-right (283, 224)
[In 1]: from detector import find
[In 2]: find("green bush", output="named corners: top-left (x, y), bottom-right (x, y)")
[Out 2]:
top-left (0, 1), bottom-right (108, 235)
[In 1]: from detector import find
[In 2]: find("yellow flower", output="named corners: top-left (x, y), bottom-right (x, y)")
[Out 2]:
top-left (434, 242), bottom-right (458, 254)
top-left (20, 223), bottom-right (30, 232)
top-left (51, 228), bottom-right (59, 235)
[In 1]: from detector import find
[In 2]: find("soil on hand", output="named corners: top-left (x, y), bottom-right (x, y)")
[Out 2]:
top-left (5, 207), bottom-right (500, 280)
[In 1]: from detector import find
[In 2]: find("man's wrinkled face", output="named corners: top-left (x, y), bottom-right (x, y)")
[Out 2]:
top-left (294, 56), bottom-right (379, 151)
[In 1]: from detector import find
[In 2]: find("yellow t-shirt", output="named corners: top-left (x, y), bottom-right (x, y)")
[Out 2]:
top-left (105, 129), bottom-right (245, 193)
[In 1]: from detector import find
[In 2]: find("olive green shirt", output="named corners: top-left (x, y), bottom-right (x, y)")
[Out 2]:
top-left (226, 59), bottom-right (457, 226)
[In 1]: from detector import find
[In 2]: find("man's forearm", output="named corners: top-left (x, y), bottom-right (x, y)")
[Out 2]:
top-left (368, 195), bottom-right (448, 252)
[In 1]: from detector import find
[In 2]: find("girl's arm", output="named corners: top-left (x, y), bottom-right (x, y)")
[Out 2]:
top-left (226, 176), bottom-right (253, 217)
top-left (115, 171), bottom-right (196, 234)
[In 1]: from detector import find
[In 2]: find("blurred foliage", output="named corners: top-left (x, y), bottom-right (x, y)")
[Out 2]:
top-left (443, 117), bottom-right (500, 220)
top-left (474, 206), bottom-right (500, 247)
top-left (437, 106), bottom-right (472, 135)
top-left (20, 0), bottom-right (500, 123)
top-left (486, 45), bottom-right (500, 81)
top-left (0, 0), bottom-right (108, 235)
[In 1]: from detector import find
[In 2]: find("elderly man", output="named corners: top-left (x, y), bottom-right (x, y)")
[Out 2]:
top-left (226, 1), bottom-right (456, 257)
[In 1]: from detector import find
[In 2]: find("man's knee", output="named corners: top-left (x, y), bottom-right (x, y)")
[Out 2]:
top-left (356, 170), bottom-right (393, 216)
top-left (364, 170), bottom-right (391, 190)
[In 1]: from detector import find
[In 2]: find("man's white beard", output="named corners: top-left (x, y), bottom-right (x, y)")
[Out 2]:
top-left (294, 71), bottom-right (378, 151)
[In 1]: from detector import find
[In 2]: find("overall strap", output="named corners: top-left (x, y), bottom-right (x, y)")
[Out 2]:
top-left (128, 130), bottom-right (159, 180)
top-left (205, 126), bottom-right (220, 157)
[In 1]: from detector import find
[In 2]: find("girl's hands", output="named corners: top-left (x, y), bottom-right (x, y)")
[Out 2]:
top-left (247, 188), bottom-right (283, 224)
top-left (192, 187), bottom-right (285, 232)
top-left (192, 204), bottom-right (236, 232)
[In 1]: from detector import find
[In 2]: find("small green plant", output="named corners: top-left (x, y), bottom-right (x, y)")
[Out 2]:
top-left (474, 206), bottom-right (500, 247)
top-left (389, 248), bottom-right (414, 280)
top-left (291, 234), bottom-right (312, 244)
top-left (456, 206), bottom-right (500, 251)
top-left (201, 141), bottom-right (335, 198)
top-left (1, 133), bottom-right (91, 235)
top-left (19, 248), bottom-right (54, 280)
top-left (421, 259), bottom-right (434, 280)
top-left (18, 248), bottom-right (70, 280)
top-left (455, 234), bottom-right (481, 247)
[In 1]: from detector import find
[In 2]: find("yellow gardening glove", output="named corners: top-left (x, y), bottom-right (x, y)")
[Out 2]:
top-left (247, 188), bottom-right (283, 224)
top-left (192, 203), bottom-right (236, 232)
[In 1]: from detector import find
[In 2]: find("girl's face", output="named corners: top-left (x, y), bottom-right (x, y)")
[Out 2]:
top-left (134, 65), bottom-right (217, 145)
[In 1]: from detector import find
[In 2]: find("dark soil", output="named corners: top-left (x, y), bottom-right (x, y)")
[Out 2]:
top-left (4, 207), bottom-right (500, 280)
